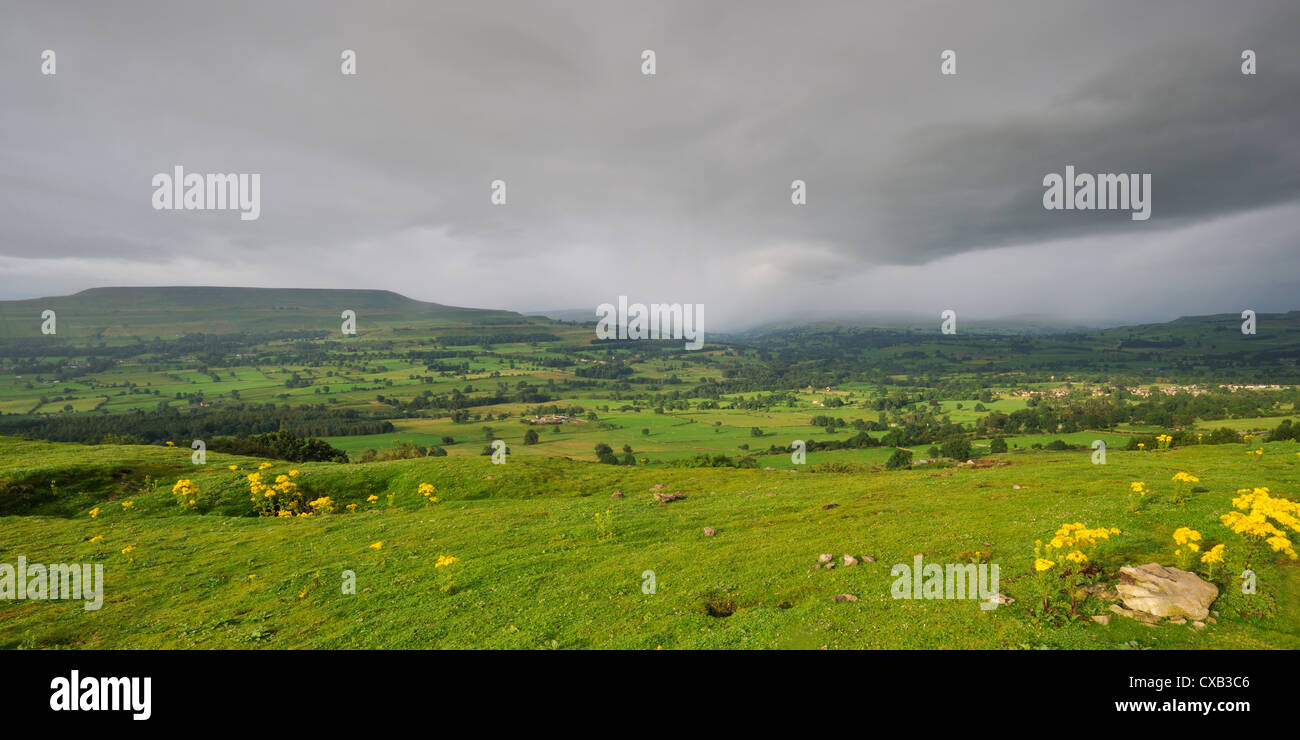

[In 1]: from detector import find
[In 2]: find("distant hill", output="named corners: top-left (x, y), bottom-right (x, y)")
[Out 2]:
top-left (0, 286), bottom-right (528, 339)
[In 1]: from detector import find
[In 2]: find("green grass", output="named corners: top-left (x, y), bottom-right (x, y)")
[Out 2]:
top-left (2, 436), bottom-right (1296, 649)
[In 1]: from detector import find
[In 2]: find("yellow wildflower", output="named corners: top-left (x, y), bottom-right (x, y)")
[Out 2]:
top-left (1200, 544), bottom-right (1226, 565)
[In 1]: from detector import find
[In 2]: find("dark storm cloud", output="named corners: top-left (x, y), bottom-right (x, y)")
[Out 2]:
top-left (860, 7), bottom-right (1300, 263)
top-left (0, 0), bottom-right (1296, 327)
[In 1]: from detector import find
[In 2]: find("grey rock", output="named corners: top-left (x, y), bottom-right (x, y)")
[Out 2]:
top-left (1116, 563), bottom-right (1219, 621)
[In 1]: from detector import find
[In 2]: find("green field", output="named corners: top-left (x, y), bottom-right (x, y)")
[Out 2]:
top-left (1, 436), bottom-right (1296, 649)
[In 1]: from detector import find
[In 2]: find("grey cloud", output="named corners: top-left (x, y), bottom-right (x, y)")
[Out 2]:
top-left (0, 0), bottom-right (1296, 327)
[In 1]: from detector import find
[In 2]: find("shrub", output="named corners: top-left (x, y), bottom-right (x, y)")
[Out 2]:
top-left (885, 448), bottom-right (913, 470)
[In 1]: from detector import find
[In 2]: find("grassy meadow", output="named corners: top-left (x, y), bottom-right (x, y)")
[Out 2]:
top-left (1, 435), bottom-right (1296, 649)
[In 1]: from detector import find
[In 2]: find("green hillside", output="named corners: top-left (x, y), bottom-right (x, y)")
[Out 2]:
top-left (0, 436), bottom-right (1296, 649)
top-left (0, 286), bottom-right (527, 339)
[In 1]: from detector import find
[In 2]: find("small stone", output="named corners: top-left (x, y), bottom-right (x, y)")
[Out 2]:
top-left (1207, 616), bottom-right (1217, 624)
top-left (818, 553), bottom-right (833, 563)
top-left (1168, 617), bottom-right (1187, 625)
top-left (1091, 615), bottom-right (1111, 626)
top-left (832, 594), bottom-right (858, 602)
top-left (822, 503), bottom-right (839, 510)
top-left (1012, 484), bottom-right (1021, 490)
top-left (992, 593), bottom-right (1015, 605)
top-left (1191, 621), bottom-right (1207, 630)
top-left (703, 527), bottom-right (716, 536)
top-left (982, 542), bottom-right (994, 547)
top-left (610, 490), bottom-right (624, 499)
top-left (863, 556), bottom-right (877, 563)
top-left (842, 554), bottom-right (859, 566)
top-left (824, 562), bottom-right (835, 569)
top-left (812, 563), bottom-right (821, 570)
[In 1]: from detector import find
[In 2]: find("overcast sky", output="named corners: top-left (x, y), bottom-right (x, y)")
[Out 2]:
top-left (1, 0), bottom-right (1297, 330)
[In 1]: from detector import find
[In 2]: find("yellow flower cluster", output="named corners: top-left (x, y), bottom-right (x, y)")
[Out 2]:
top-left (172, 479), bottom-right (201, 510)
top-left (1170, 471), bottom-right (1202, 504)
top-left (1200, 543), bottom-right (1226, 565)
top-left (1172, 526), bottom-right (1202, 549)
top-left (1128, 481), bottom-right (1148, 512)
top-left (1034, 522), bottom-right (1121, 572)
top-left (248, 468), bottom-right (308, 517)
top-left (1156, 433), bottom-right (1173, 450)
top-left (89, 506), bottom-right (102, 519)
top-left (434, 554), bottom-right (460, 568)
top-left (1031, 522), bottom-right (1121, 616)
top-left (1221, 487), bottom-right (1299, 560)
top-left (1171, 526), bottom-right (1202, 568)
top-left (419, 482), bottom-right (438, 504)
top-left (308, 496), bottom-right (334, 514)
